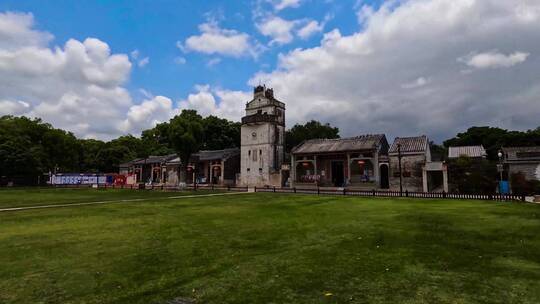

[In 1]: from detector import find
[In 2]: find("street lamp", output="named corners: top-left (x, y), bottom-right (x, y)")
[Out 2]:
top-left (497, 150), bottom-right (504, 193)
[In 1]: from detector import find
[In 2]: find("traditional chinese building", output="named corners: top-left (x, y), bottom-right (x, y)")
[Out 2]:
top-left (389, 136), bottom-right (448, 192)
top-left (184, 148), bottom-right (240, 186)
top-left (448, 145), bottom-right (487, 159)
top-left (502, 146), bottom-right (540, 183)
top-left (129, 154), bottom-right (177, 184)
top-left (290, 135), bottom-right (390, 188)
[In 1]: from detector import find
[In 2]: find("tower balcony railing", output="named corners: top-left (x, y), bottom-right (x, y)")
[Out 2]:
top-left (241, 113), bottom-right (283, 125)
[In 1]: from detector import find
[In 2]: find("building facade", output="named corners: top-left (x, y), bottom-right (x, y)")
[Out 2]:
top-left (239, 85), bottom-right (286, 187)
top-left (184, 148), bottom-right (240, 186)
top-left (389, 136), bottom-right (448, 192)
top-left (503, 146), bottom-right (540, 182)
top-left (291, 135), bottom-right (390, 188)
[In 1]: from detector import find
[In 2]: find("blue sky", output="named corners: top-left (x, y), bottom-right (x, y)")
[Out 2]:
top-left (0, 0), bottom-right (371, 101)
top-left (0, 0), bottom-right (538, 141)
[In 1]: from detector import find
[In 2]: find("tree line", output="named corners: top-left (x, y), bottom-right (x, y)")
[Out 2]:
top-left (0, 111), bottom-right (339, 184)
top-left (1, 112), bottom-right (539, 188)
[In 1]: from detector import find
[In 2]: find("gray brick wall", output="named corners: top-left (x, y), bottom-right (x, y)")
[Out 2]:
top-left (389, 154), bottom-right (426, 192)
top-left (508, 163), bottom-right (540, 181)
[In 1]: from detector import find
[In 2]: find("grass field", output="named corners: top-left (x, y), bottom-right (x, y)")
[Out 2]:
top-left (0, 188), bottom-right (220, 209)
top-left (1, 189), bottom-right (539, 304)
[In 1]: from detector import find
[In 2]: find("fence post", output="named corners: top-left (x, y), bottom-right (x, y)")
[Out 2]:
top-left (317, 186), bottom-right (320, 195)
top-left (273, 186), bottom-right (276, 193)
top-left (372, 189), bottom-right (375, 196)
top-left (293, 187), bottom-right (296, 193)
top-left (443, 191), bottom-right (446, 199)
top-left (161, 185), bottom-right (164, 191)
top-left (343, 188), bottom-right (346, 196)
top-left (227, 185), bottom-right (230, 191)
top-left (405, 190), bottom-right (409, 197)
top-left (521, 195), bottom-right (526, 202)
top-left (254, 186), bottom-right (257, 192)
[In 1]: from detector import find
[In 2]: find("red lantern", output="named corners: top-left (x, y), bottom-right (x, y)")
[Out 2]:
top-left (357, 160), bottom-right (365, 165)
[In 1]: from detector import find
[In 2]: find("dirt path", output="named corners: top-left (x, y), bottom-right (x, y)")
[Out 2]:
top-left (0, 192), bottom-right (250, 213)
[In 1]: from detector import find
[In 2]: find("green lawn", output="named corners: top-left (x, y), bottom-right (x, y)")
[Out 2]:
top-left (1, 190), bottom-right (539, 304)
top-left (0, 188), bottom-right (218, 209)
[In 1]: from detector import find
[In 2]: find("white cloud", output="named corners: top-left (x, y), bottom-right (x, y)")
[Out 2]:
top-left (180, 21), bottom-right (256, 57)
top-left (272, 0), bottom-right (302, 11)
top-left (130, 49), bottom-right (150, 68)
top-left (256, 16), bottom-right (298, 45)
top-left (174, 56), bottom-right (187, 64)
top-left (401, 77), bottom-right (430, 89)
top-left (179, 85), bottom-right (250, 121)
top-left (459, 51), bottom-right (529, 69)
top-left (0, 12), bottom-right (175, 139)
top-left (206, 57), bottom-right (221, 67)
top-left (0, 12), bottom-right (53, 50)
top-left (297, 20), bottom-right (324, 39)
top-left (121, 96), bottom-right (177, 133)
top-left (138, 56), bottom-right (149, 67)
top-left (0, 99), bottom-right (30, 115)
top-left (250, 0), bottom-right (540, 141)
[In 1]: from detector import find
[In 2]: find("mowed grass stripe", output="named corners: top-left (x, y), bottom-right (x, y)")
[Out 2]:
top-left (0, 188), bottom-right (227, 209)
top-left (0, 191), bottom-right (248, 212)
top-left (0, 191), bottom-right (539, 304)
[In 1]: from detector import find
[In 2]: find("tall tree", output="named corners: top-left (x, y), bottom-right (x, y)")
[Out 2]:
top-left (286, 120), bottom-right (340, 152)
top-left (168, 110), bottom-right (205, 183)
top-left (444, 126), bottom-right (540, 160)
top-left (201, 115), bottom-right (241, 150)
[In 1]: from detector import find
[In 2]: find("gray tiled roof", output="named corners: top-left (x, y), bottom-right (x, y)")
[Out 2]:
top-left (193, 148), bottom-right (240, 161)
top-left (502, 146), bottom-right (540, 161)
top-left (389, 136), bottom-right (428, 154)
top-left (448, 145), bottom-right (487, 158)
top-left (291, 134), bottom-right (386, 154)
top-left (131, 154), bottom-right (177, 165)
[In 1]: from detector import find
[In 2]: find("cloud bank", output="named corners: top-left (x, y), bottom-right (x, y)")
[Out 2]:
top-left (0, 12), bottom-right (174, 139)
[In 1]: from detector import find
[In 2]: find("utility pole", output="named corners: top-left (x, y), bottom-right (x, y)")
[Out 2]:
top-left (398, 144), bottom-right (403, 196)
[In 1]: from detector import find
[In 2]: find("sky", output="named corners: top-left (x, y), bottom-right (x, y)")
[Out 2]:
top-left (0, 0), bottom-right (539, 142)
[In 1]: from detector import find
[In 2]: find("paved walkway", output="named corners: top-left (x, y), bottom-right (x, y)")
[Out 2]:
top-left (0, 192), bottom-right (250, 213)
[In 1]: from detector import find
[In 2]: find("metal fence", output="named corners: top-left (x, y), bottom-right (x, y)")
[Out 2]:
top-left (254, 186), bottom-right (526, 202)
top-left (40, 184), bottom-right (526, 201)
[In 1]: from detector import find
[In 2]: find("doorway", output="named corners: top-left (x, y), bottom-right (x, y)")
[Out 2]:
top-left (380, 164), bottom-right (389, 189)
top-left (331, 161), bottom-right (344, 187)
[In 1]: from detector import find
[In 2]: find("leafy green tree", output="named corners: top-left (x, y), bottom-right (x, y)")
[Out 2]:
top-left (168, 110), bottom-right (205, 183)
top-left (447, 156), bottom-right (497, 194)
top-left (141, 122), bottom-right (175, 156)
top-left (286, 120), bottom-right (340, 152)
top-left (202, 115), bottom-right (241, 150)
top-left (444, 126), bottom-right (540, 160)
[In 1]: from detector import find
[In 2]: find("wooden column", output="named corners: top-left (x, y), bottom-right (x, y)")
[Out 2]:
top-left (346, 153), bottom-right (351, 185)
top-left (290, 154), bottom-right (296, 187)
top-left (442, 166), bottom-right (449, 193)
top-left (422, 167), bottom-right (428, 192)
top-left (373, 153), bottom-right (379, 187)
top-left (220, 160), bottom-right (225, 185)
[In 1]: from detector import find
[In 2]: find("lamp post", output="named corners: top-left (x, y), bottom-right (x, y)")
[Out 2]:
top-left (497, 150), bottom-right (504, 194)
top-left (398, 144), bottom-right (403, 195)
